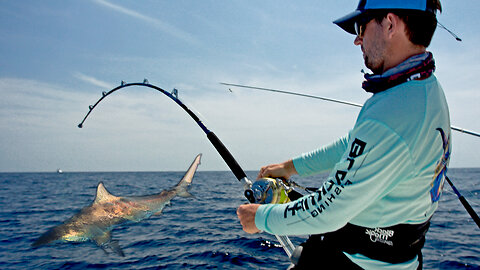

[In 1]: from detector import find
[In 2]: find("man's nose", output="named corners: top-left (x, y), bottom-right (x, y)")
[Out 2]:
top-left (354, 35), bottom-right (362, 46)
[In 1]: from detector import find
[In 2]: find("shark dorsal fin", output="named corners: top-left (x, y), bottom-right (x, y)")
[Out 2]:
top-left (94, 182), bottom-right (118, 204)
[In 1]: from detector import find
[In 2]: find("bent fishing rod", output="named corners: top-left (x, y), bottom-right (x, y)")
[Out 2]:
top-left (77, 79), bottom-right (299, 257)
top-left (222, 82), bottom-right (480, 230)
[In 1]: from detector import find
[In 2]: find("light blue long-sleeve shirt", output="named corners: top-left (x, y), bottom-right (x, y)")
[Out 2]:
top-left (255, 75), bottom-right (451, 269)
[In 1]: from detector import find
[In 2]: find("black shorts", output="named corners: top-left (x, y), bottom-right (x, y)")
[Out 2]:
top-left (289, 234), bottom-right (423, 270)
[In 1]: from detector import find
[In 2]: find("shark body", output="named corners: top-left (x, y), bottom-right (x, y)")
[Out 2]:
top-left (32, 154), bottom-right (201, 256)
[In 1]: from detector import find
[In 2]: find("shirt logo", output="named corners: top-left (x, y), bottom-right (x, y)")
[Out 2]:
top-left (430, 128), bottom-right (451, 202)
top-left (284, 138), bottom-right (366, 219)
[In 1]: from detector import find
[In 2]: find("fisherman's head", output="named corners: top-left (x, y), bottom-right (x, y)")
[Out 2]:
top-left (333, 0), bottom-right (442, 74)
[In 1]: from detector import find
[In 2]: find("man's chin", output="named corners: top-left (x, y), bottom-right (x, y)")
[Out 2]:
top-left (365, 63), bottom-right (382, 75)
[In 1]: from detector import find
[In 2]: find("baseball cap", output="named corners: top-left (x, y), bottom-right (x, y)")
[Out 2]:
top-left (333, 0), bottom-right (437, 35)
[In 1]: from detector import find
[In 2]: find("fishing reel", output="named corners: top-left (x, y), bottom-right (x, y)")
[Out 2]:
top-left (245, 178), bottom-right (302, 204)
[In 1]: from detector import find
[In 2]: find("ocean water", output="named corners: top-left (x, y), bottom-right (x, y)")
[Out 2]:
top-left (0, 169), bottom-right (479, 269)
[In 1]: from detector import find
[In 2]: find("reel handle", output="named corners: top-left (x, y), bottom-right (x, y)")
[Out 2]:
top-left (244, 189), bottom-right (255, 203)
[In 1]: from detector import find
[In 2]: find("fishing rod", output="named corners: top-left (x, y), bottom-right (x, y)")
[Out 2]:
top-left (220, 82), bottom-right (480, 138)
top-left (446, 176), bottom-right (480, 229)
top-left (222, 82), bottom-right (480, 230)
top-left (77, 79), bottom-right (298, 258)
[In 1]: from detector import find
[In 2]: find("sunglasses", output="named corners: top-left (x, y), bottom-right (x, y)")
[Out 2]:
top-left (354, 13), bottom-right (386, 37)
top-left (354, 17), bottom-right (373, 37)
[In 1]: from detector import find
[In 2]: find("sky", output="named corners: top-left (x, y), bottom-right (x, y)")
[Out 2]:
top-left (0, 0), bottom-right (479, 173)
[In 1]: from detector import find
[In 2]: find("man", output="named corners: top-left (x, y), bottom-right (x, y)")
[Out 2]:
top-left (237, 0), bottom-right (451, 269)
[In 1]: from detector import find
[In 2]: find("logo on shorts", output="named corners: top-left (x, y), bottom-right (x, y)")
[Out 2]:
top-left (365, 228), bottom-right (394, 246)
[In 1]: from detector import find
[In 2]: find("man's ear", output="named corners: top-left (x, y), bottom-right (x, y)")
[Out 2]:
top-left (385, 13), bottom-right (402, 38)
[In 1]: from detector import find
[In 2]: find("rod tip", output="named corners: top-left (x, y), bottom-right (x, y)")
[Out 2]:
top-left (78, 124), bottom-right (83, 128)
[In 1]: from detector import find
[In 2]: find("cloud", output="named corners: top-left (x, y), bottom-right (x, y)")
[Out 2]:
top-left (74, 72), bottom-right (113, 89)
top-left (92, 0), bottom-right (198, 45)
top-left (0, 77), bottom-right (208, 172)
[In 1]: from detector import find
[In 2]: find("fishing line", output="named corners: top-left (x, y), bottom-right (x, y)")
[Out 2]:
top-left (222, 82), bottom-right (480, 231)
top-left (221, 82), bottom-right (480, 138)
top-left (77, 79), bottom-right (297, 258)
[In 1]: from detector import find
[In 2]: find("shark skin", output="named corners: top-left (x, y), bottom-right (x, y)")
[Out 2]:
top-left (32, 154), bottom-right (202, 256)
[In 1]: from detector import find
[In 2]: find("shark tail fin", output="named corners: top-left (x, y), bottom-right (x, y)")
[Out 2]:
top-left (177, 189), bottom-right (194, 198)
top-left (175, 154), bottom-right (201, 198)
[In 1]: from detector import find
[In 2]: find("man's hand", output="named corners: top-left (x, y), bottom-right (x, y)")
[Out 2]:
top-left (257, 159), bottom-right (298, 180)
top-left (236, 204), bottom-right (261, 234)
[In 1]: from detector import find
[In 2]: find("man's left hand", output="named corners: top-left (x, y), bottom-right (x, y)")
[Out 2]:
top-left (236, 204), bottom-right (261, 234)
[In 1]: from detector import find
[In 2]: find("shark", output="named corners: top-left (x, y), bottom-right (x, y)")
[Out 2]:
top-left (32, 154), bottom-right (201, 256)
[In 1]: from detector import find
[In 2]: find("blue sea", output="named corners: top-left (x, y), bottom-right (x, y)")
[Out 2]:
top-left (1, 169), bottom-right (479, 269)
